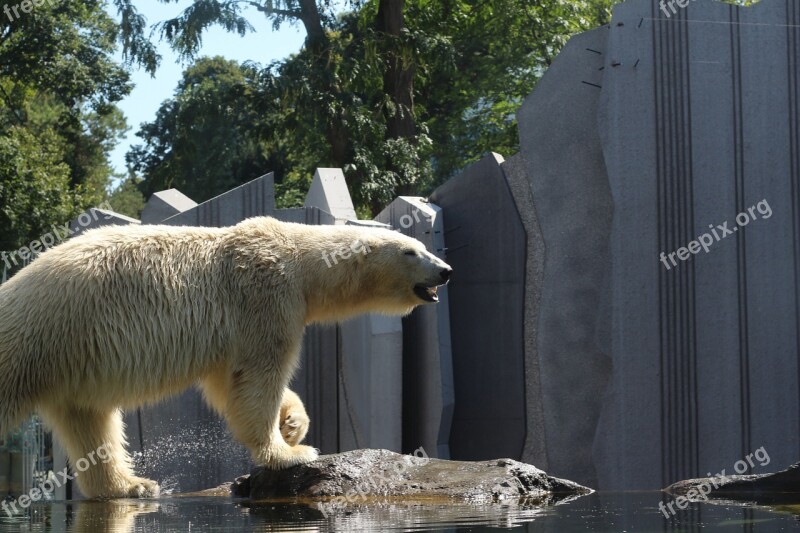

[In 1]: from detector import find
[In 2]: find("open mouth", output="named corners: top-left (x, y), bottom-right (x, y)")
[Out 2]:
top-left (414, 284), bottom-right (440, 303)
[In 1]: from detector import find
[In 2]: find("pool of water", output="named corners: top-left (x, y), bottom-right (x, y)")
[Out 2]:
top-left (0, 492), bottom-right (797, 532)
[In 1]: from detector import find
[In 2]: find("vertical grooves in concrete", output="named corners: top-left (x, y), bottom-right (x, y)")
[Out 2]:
top-left (729, 6), bottom-right (751, 460)
top-left (683, 4), bottom-right (697, 484)
top-left (655, 5), bottom-right (698, 486)
top-left (788, 0), bottom-right (800, 460)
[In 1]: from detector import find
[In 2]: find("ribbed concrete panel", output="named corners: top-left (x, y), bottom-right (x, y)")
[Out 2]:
top-left (375, 197), bottom-right (454, 458)
top-left (516, 27), bottom-right (613, 488)
top-left (163, 173), bottom-right (276, 227)
top-left (338, 315), bottom-right (403, 452)
top-left (595, 0), bottom-right (800, 490)
top-left (430, 155), bottom-right (527, 461)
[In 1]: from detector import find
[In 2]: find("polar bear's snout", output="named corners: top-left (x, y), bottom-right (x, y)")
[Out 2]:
top-left (412, 251), bottom-right (452, 303)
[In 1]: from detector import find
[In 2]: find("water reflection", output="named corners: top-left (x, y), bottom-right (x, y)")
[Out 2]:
top-left (72, 501), bottom-right (159, 533)
top-left (0, 492), bottom-right (798, 532)
top-left (245, 498), bottom-right (556, 531)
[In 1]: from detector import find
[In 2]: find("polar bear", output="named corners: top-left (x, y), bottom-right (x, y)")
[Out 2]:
top-left (0, 217), bottom-right (451, 499)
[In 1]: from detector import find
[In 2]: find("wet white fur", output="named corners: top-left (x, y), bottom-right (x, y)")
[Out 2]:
top-left (0, 217), bottom-right (450, 498)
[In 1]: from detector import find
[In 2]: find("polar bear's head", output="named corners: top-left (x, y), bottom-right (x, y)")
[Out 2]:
top-left (359, 227), bottom-right (452, 309)
top-left (299, 223), bottom-right (452, 323)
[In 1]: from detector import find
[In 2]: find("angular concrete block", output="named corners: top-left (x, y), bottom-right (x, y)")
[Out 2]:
top-left (431, 156), bottom-right (530, 461)
top-left (375, 197), bottom-right (454, 458)
top-left (140, 189), bottom-right (197, 224)
top-left (516, 27), bottom-right (613, 487)
top-left (499, 154), bottom-right (548, 472)
top-left (304, 168), bottom-right (357, 223)
top-left (163, 174), bottom-right (276, 227)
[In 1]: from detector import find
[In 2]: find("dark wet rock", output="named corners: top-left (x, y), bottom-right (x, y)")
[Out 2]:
top-left (230, 449), bottom-right (591, 503)
top-left (664, 462), bottom-right (800, 505)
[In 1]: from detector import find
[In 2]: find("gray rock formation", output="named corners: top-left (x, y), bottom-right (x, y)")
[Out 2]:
top-left (664, 462), bottom-right (800, 506)
top-left (231, 449), bottom-right (591, 503)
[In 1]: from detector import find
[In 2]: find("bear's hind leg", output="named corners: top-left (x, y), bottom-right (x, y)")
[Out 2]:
top-left (39, 404), bottom-right (159, 499)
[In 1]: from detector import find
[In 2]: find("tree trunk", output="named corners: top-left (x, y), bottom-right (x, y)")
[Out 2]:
top-left (377, 0), bottom-right (416, 142)
top-left (295, 0), bottom-right (351, 168)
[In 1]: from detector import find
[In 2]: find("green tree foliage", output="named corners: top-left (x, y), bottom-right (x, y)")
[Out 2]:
top-left (0, 126), bottom-right (75, 251)
top-left (128, 57), bottom-right (277, 203)
top-left (0, 0), bottom-right (142, 250)
top-left (130, 0), bottom-right (616, 213)
top-left (415, 0), bottom-right (614, 186)
top-left (106, 174), bottom-right (146, 219)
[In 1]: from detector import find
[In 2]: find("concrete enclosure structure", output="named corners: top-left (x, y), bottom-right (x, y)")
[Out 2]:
top-left (3, 0), bottom-right (798, 498)
top-left (428, 0), bottom-right (800, 491)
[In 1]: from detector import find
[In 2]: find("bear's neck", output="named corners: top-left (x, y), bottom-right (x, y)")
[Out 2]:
top-left (298, 246), bottom-right (377, 325)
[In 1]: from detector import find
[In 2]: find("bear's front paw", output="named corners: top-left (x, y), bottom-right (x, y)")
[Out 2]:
top-left (266, 444), bottom-right (319, 470)
top-left (119, 477), bottom-right (160, 499)
top-left (280, 409), bottom-right (310, 446)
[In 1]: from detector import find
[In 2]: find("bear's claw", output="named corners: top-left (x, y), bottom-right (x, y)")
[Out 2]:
top-left (280, 410), bottom-right (310, 447)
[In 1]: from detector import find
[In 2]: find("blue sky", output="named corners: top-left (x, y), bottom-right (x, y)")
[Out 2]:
top-left (109, 1), bottom-right (307, 178)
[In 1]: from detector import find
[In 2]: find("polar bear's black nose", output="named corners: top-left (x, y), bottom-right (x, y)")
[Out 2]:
top-left (440, 268), bottom-right (453, 282)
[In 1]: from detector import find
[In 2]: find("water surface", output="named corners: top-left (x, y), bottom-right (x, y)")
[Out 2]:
top-left (1, 492), bottom-right (797, 532)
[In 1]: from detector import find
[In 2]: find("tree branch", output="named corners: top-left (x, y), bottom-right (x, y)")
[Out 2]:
top-left (246, 1), bottom-right (301, 19)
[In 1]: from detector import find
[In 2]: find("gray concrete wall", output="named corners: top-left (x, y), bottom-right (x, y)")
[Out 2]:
top-left (515, 27), bottom-right (613, 487)
top-left (338, 314), bottom-right (403, 452)
top-left (430, 155), bottom-right (527, 461)
top-left (500, 154), bottom-right (548, 472)
top-left (593, 0), bottom-right (800, 489)
top-left (375, 197), bottom-right (454, 458)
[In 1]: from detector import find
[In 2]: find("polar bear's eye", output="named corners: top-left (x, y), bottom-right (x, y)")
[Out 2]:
top-left (404, 250), bottom-right (417, 256)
